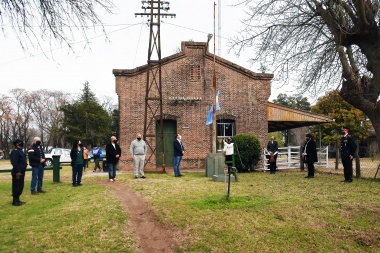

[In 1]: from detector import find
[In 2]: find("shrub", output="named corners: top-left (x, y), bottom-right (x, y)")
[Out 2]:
top-left (233, 133), bottom-right (261, 172)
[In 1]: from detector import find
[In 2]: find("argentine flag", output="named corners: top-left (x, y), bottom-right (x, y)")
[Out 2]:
top-left (206, 104), bottom-right (213, 125)
top-left (216, 90), bottom-right (221, 111)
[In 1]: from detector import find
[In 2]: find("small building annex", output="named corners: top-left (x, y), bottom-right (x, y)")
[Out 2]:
top-left (113, 41), bottom-right (331, 170)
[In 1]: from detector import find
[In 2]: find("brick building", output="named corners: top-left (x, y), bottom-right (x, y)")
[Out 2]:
top-left (113, 41), bottom-right (273, 170)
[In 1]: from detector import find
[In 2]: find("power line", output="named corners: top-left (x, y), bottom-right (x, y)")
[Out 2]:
top-left (0, 23), bottom-right (142, 66)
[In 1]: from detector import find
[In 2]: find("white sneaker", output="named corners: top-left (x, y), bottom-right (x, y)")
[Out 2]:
top-left (113, 178), bottom-right (116, 181)
top-left (109, 179), bottom-right (114, 182)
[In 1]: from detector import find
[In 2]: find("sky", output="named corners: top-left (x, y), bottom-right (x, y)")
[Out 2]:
top-left (0, 0), bottom-right (292, 102)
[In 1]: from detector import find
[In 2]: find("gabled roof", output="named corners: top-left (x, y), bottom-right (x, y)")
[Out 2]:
top-left (113, 41), bottom-right (273, 80)
top-left (267, 102), bottom-right (333, 132)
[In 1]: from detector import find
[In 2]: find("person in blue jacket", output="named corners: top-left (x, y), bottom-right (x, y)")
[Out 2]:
top-left (92, 144), bottom-right (102, 172)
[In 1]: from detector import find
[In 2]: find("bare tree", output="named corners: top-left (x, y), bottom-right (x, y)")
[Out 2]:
top-left (0, 0), bottom-right (114, 51)
top-left (30, 89), bottom-right (70, 149)
top-left (231, 0), bottom-right (380, 152)
top-left (0, 94), bottom-right (13, 158)
top-left (9, 89), bottom-right (35, 145)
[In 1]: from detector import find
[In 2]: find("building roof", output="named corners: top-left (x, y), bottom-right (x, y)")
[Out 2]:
top-left (267, 102), bottom-right (333, 132)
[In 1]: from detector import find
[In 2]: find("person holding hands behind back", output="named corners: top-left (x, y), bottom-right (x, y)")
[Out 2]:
top-left (10, 139), bottom-right (27, 206)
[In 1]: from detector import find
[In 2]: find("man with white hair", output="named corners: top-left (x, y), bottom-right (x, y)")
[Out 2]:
top-left (130, 133), bottom-right (147, 179)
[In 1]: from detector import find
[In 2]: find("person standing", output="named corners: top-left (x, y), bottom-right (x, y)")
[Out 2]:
top-left (70, 140), bottom-right (84, 186)
top-left (130, 133), bottom-right (147, 179)
top-left (83, 146), bottom-right (90, 172)
top-left (173, 134), bottom-right (185, 177)
top-left (28, 137), bottom-right (46, 195)
top-left (266, 135), bottom-right (278, 174)
top-left (303, 133), bottom-right (318, 178)
top-left (106, 136), bottom-right (122, 182)
top-left (10, 139), bottom-right (27, 206)
top-left (223, 137), bottom-right (234, 166)
top-left (92, 144), bottom-right (102, 172)
top-left (340, 126), bottom-right (357, 183)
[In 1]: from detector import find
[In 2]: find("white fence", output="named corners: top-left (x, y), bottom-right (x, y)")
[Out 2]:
top-left (260, 146), bottom-right (328, 171)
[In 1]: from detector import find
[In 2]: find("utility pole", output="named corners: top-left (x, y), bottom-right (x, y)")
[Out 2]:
top-left (135, 1), bottom-right (176, 172)
top-left (212, 1), bottom-right (217, 153)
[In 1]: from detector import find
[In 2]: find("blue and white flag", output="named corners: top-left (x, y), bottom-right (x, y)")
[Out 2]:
top-left (216, 90), bottom-right (221, 111)
top-left (206, 104), bottom-right (213, 125)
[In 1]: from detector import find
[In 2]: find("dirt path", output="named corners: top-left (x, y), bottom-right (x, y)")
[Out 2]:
top-left (96, 180), bottom-right (183, 253)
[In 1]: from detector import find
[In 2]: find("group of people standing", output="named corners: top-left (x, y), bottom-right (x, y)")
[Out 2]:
top-left (9, 132), bottom-right (185, 206)
top-left (266, 126), bottom-right (357, 182)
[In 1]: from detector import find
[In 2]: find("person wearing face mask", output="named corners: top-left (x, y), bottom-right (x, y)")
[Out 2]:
top-left (173, 133), bottom-right (185, 177)
top-left (10, 139), bottom-right (27, 206)
top-left (266, 135), bottom-right (278, 174)
top-left (130, 133), bottom-right (147, 179)
top-left (28, 137), bottom-right (46, 194)
top-left (106, 136), bottom-right (122, 182)
top-left (302, 133), bottom-right (318, 178)
top-left (70, 140), bottom-right (85, 186)
top-left (340, 126), bottom-right (357, 183)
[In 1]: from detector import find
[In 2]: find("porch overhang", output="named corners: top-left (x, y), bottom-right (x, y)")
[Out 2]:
top-left (267, 102), bottom-right (333, 132)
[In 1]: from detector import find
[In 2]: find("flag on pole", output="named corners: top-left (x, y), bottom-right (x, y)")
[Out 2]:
top-left (206, 104), bottom-right (213, 125)
top-left (216, 90), bottom-right (221, 111)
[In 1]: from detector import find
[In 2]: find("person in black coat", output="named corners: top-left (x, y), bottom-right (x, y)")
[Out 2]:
top-left (266, 135), bottom-right (278, 174)
top-left (106, 136), bottom-right (122, 182)
top-left (302, 133), bottom-right (318, 178)
top-left (340, 126), bottom-right (357, 183)
top-left (28, 137), bottom-right (46, 194)
top-left (10, 139), bottom-right (27, 206)
top-left (173, 134), bottom-right (185, 177)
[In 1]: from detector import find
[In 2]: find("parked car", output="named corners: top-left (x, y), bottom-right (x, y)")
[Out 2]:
top-left (44, 148), bottom-right (71, 166)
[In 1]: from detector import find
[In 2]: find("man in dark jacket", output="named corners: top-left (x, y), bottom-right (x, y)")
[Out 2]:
top-left (10, 139), bottom-right (27, 206)
top-left (106, 136), bottom-right (122, 182)
top-left (303, 133), bottom-right (318, 178)
top-left (340, 126), bottom-right (357, 183)
top-left (28, 137), bottom-right (46, 194)
top-left (173, 134), bottom-right (185, 177)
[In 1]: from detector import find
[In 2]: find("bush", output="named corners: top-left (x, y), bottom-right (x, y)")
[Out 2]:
top-left (233, 133), bottom-right (261, 172)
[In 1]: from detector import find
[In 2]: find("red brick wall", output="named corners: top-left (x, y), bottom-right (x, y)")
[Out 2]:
top-left (114, 41), bottom-right (273, 171)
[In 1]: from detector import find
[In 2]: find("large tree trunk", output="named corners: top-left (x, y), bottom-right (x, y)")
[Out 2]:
top-left (340, 77), bottom-right (380, 155)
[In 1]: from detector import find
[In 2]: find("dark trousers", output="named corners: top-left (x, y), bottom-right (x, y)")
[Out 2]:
top-left (342, 157), bottom-right (353, 181)
top-left (12, 171), bottom-right (25, 200)
top-left (266, 155), bottom-right (277, 173)
top-left (83, 159), bottom-right (88, 170)
top-left (72, 163), bottom-right (83, 186)
top-left (307, 162), bottom-right (315, 177)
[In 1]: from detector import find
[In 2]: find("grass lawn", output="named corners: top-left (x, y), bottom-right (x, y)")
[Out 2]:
top-left (1, 159), bottom-right (380, 252)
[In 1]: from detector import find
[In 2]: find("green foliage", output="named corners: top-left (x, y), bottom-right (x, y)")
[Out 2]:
top-left (273, 93), bottom-right (311, 111)
top-left (233, 133), bottom-right (261, 172)
top-left (60, 81), bottom-right (112, 146)
top-left (268, 132), bottom-right (284, 147)
top-left (311, 90), bottom-right (373, 145)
